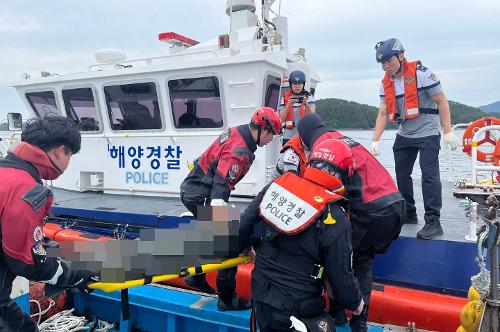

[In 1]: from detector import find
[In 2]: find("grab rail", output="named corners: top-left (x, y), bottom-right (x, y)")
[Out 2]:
top-left (88, 50), bottom-right (219, 71)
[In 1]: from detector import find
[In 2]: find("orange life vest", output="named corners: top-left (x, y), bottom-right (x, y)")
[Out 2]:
top-left (259, 172), bottom-right (343, 235)
top-left (283, 90), bottom-right (306, 129)
top-left (280, 135), bottom-right (308, 176)
top-left (383, 60), bottom-right (420, 123)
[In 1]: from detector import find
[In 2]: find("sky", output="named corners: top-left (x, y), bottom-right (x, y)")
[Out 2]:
top-left (1, 0), bottom-right (499, 120)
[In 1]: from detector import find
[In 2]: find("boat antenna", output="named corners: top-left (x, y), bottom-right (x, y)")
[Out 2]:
top-left (229, 0), bottom-right (233, 33)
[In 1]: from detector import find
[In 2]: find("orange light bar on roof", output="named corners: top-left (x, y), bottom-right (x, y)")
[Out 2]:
top-left (158, 32), bottom-right (199, 47)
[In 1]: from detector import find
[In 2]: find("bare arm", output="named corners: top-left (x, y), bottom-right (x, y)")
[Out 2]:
top-left (372, 104), bottom-right (388, 141)
top-left (432, 92), bottom-right (452, 134)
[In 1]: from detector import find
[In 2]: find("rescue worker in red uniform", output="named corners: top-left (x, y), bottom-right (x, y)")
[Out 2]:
top-left (298, 113), bottom-right (405, 331)
top-left (239, 139), bottom-right (364, 332)
top-left (0, 116), bottom-right (100, 332)
top-left (180, 106), bottom-right (282, 311)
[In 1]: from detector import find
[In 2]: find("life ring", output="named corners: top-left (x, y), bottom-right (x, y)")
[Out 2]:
top-left (462, 117), bottom-right (500, 162)
top-left (493, 139), bottom-right (500, 166)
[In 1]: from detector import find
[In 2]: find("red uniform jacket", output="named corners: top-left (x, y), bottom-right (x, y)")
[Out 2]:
top-left (0, 142), bottom-right (62, 305)
top-left (181, 125), bottom-right (257, 202)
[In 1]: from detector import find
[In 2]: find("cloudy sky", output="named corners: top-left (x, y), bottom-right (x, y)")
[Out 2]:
top-left (1, 0), bottom-right (499, 119)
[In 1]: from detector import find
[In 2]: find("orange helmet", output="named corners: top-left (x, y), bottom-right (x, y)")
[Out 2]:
top-left (251, 107), bottom-right (282, 135)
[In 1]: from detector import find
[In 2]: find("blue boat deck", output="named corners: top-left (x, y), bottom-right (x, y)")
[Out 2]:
top-left (73, 285), bottom-right (384, 332)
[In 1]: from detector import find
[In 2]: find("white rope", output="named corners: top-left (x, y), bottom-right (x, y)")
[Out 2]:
top-left (38, 308), bottom-right (116, 332)
top-left (38, 309), bottom-right (86, 331)
top-left (30, 299), bottom-right (56, 325)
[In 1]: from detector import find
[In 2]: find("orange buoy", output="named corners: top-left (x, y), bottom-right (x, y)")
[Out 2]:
top-left (53, 228), bottom-right (112, 242)
top-left (166, 263), bottom-right (466, 331)
top-left (43, 223), bottom-right (63, 240)
top-left (462, 117), bottom-right (500, 162)
top-left (44, 223), bottom-right (112, 242)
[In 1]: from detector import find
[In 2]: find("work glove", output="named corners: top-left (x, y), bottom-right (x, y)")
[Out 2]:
top-left (48, 260), bottom-right (100, 296)
top-left (69, 270), bottom-right (101, 294)
top-left (443, 131), bottom-right (459, 150)
top-left (210, 199), bottom-right (228, 206)
top-left (370, 141), bottom-right (379, 156)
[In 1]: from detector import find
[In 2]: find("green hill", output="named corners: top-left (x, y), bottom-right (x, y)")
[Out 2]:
top-left (449, 101), bottom-right (491, 124)
top-left (479, 101), bottom-right (500, 114)
top-left (316, 98), bottom-right (491, 129)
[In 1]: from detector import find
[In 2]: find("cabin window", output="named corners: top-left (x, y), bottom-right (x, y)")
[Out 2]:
top-left (104, 82), bottom-right (162, 130)
top-left (25, 91), bottom-right (60, 118)
top-left (263, 75), bottom-right (281, 111)
top-left (168, 76), bottom-right (223, 129)
top-left (62, 88), bottom-right (100, 131)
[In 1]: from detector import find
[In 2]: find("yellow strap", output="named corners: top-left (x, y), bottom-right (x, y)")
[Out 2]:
top-left (89, 256), bottom-right (252, 293)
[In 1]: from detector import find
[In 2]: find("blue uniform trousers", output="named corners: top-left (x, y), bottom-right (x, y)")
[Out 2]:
top-left (393, 134), bottom-right (442, 222)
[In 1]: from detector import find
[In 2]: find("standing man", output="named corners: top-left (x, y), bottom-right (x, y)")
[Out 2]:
top-left (298, 113), bottom-right (405, 331)
top-left (371, 38), bottom-right (459, 240)
top-left (180, 106), bottom-right (281, 311)
top-left (239, 139), bottom-right (364, 331)
top-left (279, 70), bottom-right (316, 146)
top-left (0, 116), bottom-right (100, 332)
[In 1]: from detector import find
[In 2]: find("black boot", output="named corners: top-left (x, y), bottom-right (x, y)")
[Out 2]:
top-left (349, 305), bottom-right (368, 332)
top-left (217, 294), bottom-right (252, 311)
top-left (416, 220), bottom-right (443, 240)
top-left (185, 274), bottom-right (215, 294)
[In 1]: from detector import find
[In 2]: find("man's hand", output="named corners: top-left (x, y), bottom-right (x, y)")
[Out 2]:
top-left (443, 131), bottom-right (459, 150)
top-left (353, 299), bottom-right (365, 316)
top-left (247, 247), bottom-right (256, 261)
top-left (370, 141), bottom-right (379, 156)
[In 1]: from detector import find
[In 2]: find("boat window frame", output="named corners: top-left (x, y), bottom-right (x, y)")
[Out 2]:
top-left (102, 78), bottom-right (165, 133)
top-left (24, 88), bottom-right (63, 118)
top-left (61, 84), bottom-right (103, 134)
top-left (262, 70), bottom-right (283, 112)
top-left (165, 72), bottom-right (227, 132)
